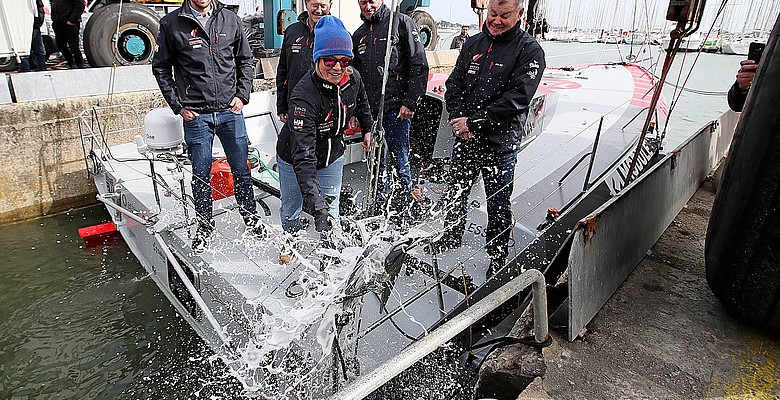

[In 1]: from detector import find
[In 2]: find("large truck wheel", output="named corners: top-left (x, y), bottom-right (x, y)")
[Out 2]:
top-left (411, 11), bottom-right (437, 51)
top-left (83, 2), bottom-right (160, 67)
top-left (0, 56), bottom-right (16, 72)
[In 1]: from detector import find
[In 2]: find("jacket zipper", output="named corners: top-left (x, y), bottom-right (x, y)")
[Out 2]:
top-left (326, 88), bottom-right (343, 166)
top-left (182, 8), bottom-right (218, 111)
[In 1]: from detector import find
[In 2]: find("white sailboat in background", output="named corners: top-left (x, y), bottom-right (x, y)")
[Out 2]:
top-left (721, 0), bottom-right (777, 55)
top-left (662, 32), bottom-right (703, 52)
top-left (625, 32), bottom-right (648, 45)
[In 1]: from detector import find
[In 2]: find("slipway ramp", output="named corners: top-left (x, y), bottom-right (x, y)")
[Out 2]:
top-left (564, 110), bottom-right (738, 341)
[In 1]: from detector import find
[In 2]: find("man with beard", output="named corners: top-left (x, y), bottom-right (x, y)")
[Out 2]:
top-left (153, 0), bottom-right (264, 252)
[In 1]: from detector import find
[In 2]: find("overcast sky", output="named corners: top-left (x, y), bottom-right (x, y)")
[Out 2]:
top-left (425, 0), bottom-right (780, 34)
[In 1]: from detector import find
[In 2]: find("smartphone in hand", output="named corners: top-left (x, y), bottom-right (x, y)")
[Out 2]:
top-left (748, 42), bottom-right (766, 63)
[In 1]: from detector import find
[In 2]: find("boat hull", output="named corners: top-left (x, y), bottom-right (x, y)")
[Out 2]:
top-left (86, 63), bottom-right (668, 396)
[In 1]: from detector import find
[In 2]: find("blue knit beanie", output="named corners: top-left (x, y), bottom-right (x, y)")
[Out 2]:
top-left (313, 16), bottom-right (354, 61)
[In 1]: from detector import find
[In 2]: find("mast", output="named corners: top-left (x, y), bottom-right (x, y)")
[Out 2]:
top-left (741, 0), bottom-right (755, 35)
top-left (623, 0), bottom-right (708, 186)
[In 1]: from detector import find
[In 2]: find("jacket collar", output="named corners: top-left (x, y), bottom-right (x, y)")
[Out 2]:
top-left (179, 0), bottom-right (224, 19)
top-left (481, 20), bottom-right (522, 42)
top-left (312, 70), bottom-right (351, 91)
top-left (360, 3), bottom-right (390, 24)
top-left (297, 11), bottom-right (316, 31)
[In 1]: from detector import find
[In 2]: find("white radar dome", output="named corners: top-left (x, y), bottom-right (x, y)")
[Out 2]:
top-left (143, 108), bottom-right (184, 150)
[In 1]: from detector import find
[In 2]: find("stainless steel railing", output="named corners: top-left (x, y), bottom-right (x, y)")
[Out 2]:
top-left (330, 268), bottom-right (548, 400)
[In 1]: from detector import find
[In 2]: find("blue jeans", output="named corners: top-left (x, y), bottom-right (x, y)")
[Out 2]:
top-left (19, 27), bottom-right (46, 72)
top-left (378, 109), bottom-right (413, 207)
top-left (445, 141), bottom-right (517, 261)
top-left (278, 156), bottom-right (343, 233)
top-left (184, 111), bottom-right (255, 224)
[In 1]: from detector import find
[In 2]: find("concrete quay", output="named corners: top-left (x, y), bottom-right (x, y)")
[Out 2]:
top-left (0, 78), bottom-right (271, 225)
top-left (479, 182), bottom-right (780, 399)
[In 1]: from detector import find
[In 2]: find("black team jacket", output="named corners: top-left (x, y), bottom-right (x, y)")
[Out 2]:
top-left (445, 22), bottom-right (545, 154)
top-left (51, 0), bottom-right (84, 24)
top-left (276, 70), bottom-right (374, 213)
top-left (352, 4), bottom-right (429, 116)
top-left (152, 1), bottom-right (254, 114)
top-left (276, 12), bottom-right (316, 116)
top-left (727, 81), bottom-right (748, 112)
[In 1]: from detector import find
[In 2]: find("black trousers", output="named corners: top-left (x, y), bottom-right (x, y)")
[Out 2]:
top-left (52, 21), bottom-right (84, 67)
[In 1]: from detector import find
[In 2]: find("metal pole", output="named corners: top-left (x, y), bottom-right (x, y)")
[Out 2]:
top-left (153, 233), bottom-right (232, 346)
top-left (149, 159), bottom-right (161, 207)
top-left (365, 0), bottom-right (398, 215)
top-left (97, 194), bottom-right (148, 225)
top-left (582, 116), bottom-right (603, 191)
top-left (330, 269), bottom-right (548, 400)
top-left (431, 256), bottom-right (446, 318)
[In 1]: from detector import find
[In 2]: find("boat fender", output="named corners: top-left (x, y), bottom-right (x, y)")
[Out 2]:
top-left (78, 221), bottom-right (117, 239)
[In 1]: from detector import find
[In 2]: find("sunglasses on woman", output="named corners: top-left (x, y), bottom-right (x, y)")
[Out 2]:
top-left (322, 57), bottom-right (352, 68)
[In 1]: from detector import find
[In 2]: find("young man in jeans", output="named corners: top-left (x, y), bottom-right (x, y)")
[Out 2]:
top-left (152, 0), bottom-right (264, 252)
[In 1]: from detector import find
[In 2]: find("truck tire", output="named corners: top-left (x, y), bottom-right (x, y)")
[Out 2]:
top-left (83, 2), bottom-right (160, 67)
top-left (0, 56), bottom-right (16, 72)
top-left (411, 11), bottom-right (437, 51)
top-left (705, 19), bottom-right (780, 335)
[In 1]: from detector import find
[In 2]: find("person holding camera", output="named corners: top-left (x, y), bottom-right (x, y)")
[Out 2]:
top-left (728, 60), bottom-right (758, 112)
top-left (728, 43), bottom-right (764, 112)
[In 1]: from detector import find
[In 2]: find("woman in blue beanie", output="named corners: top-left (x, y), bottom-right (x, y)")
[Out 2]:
top-left (276, 16), bottom-right (374, 234)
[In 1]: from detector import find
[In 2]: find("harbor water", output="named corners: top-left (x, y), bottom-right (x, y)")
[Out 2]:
top-left (0, 42), bottom-right (749, 399)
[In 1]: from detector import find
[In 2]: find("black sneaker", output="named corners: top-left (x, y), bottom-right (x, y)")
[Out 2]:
top-left (425, 233), bottom-right (462, 254)
top-left (244, 215), bottom-right (267, 239)
top-left (192, 223), bottom-right (215, 253)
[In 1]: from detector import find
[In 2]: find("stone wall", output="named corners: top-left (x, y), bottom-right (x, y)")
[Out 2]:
top-left (0, 78), bottom-right (275, 225)
top-left (0, 50), bottom-right (457, 224)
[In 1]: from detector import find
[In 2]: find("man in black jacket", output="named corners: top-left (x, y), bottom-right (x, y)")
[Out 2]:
top-left (276, 0), bottom-right (331, 122)
top-left (450, 25), bottom-right (470, 50)
top-left (153, 0), bottom-right (262, 252)
top-left (51, 0), bottom-right (84, 69)
top-left (352, 0), bottom-right (429, 214)
top-left (433, 0), bottom-right (545, 276)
